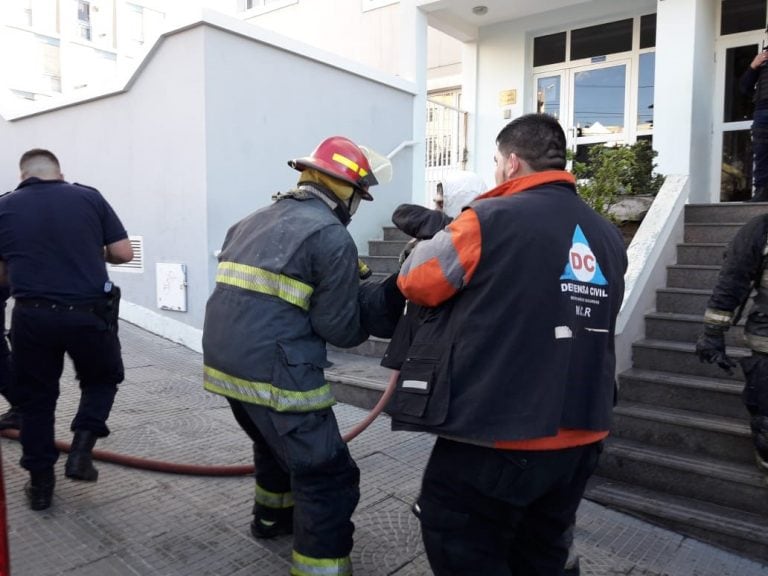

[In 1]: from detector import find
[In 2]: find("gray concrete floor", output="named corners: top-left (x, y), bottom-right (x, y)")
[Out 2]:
top-left (0, 321), bottom-right (766, 575)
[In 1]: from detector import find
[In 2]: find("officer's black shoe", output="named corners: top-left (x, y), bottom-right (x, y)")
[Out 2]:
top-left (564, 557), bottom-right (581, 576)
top-left (25, 468), bottom-right (55, 511)
top-left (250, 508), bottom-right (294, 540)
top-left (747, 187), bottom-right (768, 202)
top-left (0, 407), bottom-right (20, 431)
top-left (65, 430), bottom-right (99, 482)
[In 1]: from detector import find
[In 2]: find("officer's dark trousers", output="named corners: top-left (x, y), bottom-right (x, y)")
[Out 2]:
top-left (416, 437), bottom-right (602, 576)
top-left (11, 305), bottom-right (124, 472)
top-left (0, 330), bottom-right (17, 408)
top-left (753, 110), bottom-right (768, 190)
top-left (229, 399), bottom-right (360, 562)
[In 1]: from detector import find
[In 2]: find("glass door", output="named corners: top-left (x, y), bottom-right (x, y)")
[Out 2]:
top-left (567, 60), bottom-right (632, 164)
top-left (713, 35), bottom-right (761, 201)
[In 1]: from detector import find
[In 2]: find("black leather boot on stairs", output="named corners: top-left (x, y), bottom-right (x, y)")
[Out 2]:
top-left (65, 430), bottom-right (99, 481)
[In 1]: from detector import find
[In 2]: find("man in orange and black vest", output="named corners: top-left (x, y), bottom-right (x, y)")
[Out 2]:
top-left (391, 113), bottom-right (627, 574)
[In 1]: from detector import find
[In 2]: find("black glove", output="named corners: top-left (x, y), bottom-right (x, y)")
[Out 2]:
top-left (695, 325), bottom-right (737, 374)
top-left (399, 238), bottom-right (419, 266)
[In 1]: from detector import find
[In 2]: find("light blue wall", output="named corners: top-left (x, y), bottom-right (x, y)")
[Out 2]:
top-left (203, 25), bottom-right (416, 292)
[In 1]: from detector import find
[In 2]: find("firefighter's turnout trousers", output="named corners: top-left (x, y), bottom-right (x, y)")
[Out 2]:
top-left (230, 399), bottom-right (359, 576)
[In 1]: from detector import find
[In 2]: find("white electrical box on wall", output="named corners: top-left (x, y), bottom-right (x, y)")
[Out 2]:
top-left (156, 263), bottom-right (187, 312)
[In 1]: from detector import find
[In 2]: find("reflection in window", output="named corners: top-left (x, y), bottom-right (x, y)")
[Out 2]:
top-left (725, 45), bottom-right (758, 122)
top-left (722, 130), bottom-right (752, 201)
top-left (574, 65), bottom-right (625, 134)
top-left (721, 0), bottom-right (766, 36)
top-left (39, 35), bottom-right (61, 92)
top-left (638, 53), bottom-right (655, 131)
top-left (537, 76), bottom-right (561, 119)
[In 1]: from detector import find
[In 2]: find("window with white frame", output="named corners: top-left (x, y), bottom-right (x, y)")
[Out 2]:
top-left (362, 0), bottom-right (398, 11)
top-left (78, 0), bottom-right (92, 41)
top-left (242, 0), bottom-right (297, 13)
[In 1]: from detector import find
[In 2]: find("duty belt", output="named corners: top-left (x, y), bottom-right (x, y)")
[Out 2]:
top-left (14, 298), bottom-right (101, 312)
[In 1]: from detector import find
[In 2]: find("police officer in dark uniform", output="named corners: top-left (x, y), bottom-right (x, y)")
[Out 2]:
top-left (0, 149), bottom-right (133, 510)
top-left (739, 39), bottom-right (768, 202)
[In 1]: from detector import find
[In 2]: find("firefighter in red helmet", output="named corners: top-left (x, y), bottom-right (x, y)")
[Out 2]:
top-left (202, 136), bottom-right (402, 576)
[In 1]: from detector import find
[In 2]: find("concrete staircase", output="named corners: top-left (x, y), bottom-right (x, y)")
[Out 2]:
top-left (588, 203), bottom-right (768, 562)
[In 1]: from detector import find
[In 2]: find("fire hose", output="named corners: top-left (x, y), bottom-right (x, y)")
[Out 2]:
top-left (0, 370), bottom-right (400, 477)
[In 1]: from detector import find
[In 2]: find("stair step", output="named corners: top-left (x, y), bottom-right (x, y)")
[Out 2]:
top-left (586, 477), bottom-right (768, 562)
top-left (329, 336), bottom-right (390, 360)
top-left (676, 243), bottom-right (727, 265)
top-left (666, 264), bottom-right (720, 289)
top-left (325, 350), bottom-right (390, 411)
top-left (612, 401), bottom-right (752, 463)
top-left (368, 239), bottom-right (410, 257)
top-left (599, 437), bottom-right (767, 514)
top-left (631, 338), bottom-right (748, 381)
top-left (655, 287), bottom-right (711, 315)
top-left (685, 203), bottom-right (768, 224)
top-left (618, 367), bottom-right (744, 418)
top-left (644, 311), bottom-right (745, 347)
top-left (359, 254), bottom-right (401, 274)
top-left (684, 222), bottom-right (750, 244)
top-left (383, 226), bottom-right (411, 242)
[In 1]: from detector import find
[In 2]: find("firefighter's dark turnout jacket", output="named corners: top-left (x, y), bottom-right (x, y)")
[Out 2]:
top-left (704, 214), bottom-right (768, 353)
top-left (203, 187), bottom-right (371, 411)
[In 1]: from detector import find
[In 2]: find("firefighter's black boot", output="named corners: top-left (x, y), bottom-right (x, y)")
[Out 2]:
top-left (25, 468), bottom-right (54, 511)
top-left (250, 505), bottom-right (294, 540)
top-left (65, 430), bottom-right (99, 481)
top-left (748, 187), bottom-right (768, 202)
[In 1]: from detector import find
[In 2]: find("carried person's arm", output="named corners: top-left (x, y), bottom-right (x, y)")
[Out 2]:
top-left (397, 208), bottom-right (482, 307)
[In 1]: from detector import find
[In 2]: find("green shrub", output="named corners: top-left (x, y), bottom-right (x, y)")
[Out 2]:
top-left (570, 141), bottom-right (664, 218)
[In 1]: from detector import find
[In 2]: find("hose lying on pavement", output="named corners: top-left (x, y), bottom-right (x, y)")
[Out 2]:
top-left (0, 370), bottom-right (400, 477)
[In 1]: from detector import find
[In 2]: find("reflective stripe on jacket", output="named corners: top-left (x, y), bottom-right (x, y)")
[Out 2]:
top-left (202, 187), bottom-right (369, 411)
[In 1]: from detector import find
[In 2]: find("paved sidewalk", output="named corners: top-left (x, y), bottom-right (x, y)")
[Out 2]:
top-left (1, 321), bottom-right (766, 575)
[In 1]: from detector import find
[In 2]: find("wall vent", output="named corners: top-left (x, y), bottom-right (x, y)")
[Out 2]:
top-left (108, 235), bottom-right (144, 273)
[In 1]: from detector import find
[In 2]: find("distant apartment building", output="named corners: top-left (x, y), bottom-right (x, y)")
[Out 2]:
top-left (238, 0), bottom-right (468, 187)
top-left (0, 0), bottom-right (167, 105)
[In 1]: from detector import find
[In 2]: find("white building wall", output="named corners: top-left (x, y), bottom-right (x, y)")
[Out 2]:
top-left (201, 21), bottom-right (416, 285)
top-left (654, 0), bottom-right (717, 203)
top-left (241, 0), bottom-right (404, 76)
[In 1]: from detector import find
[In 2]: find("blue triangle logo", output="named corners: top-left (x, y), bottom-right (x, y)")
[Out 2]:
top-left (560, 225), bottom-right (608, 285)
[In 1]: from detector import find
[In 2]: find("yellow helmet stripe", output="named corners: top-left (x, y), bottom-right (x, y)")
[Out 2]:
top-left (331, 152), bottom-right (369, 178)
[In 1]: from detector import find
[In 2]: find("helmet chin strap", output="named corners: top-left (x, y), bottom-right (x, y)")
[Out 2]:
top-left (348, 192), bottom-right (363, 216)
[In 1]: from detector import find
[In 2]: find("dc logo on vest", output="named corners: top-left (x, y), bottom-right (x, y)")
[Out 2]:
top-left (560, 225), bottom-right (608, 285)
